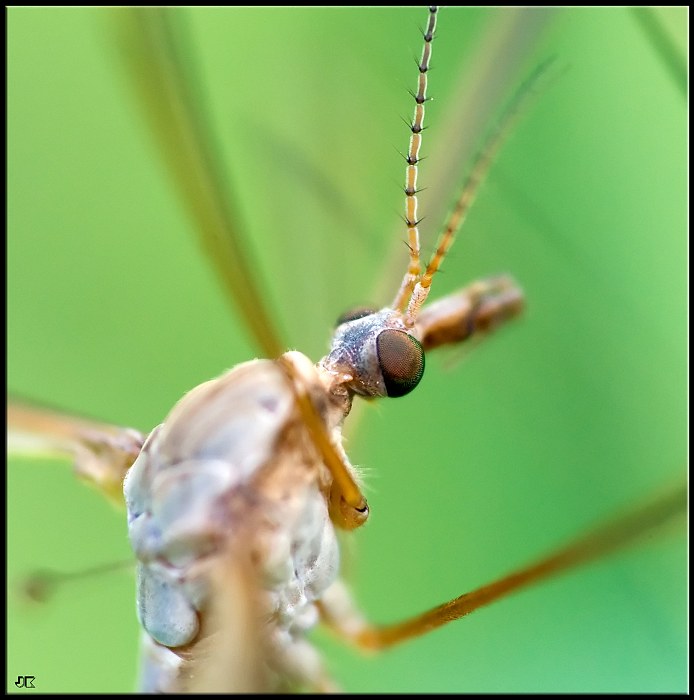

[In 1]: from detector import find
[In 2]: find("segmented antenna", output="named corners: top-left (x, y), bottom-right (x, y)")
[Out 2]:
top-left (392, 6), bottom-right (438, 314)
top-left (404, 57), bottom-right (558, 324)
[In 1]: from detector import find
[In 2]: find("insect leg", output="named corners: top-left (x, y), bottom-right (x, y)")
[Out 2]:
top-left (416, 274), bottom-right (525, 351)
top-left (118, 8), bottom-right (285, 359)
top-left (277, 353), bottom-right (369, 531)
top-left (8, 398), bottom-right (144, 505)
top-left (320, 482), bottom-right (686, 650)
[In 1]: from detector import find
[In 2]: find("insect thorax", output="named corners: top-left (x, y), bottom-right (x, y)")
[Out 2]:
top-left (124, 354), bottom-right (346, 691)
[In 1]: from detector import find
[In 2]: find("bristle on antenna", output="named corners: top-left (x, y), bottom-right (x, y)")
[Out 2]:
top-left (403, 56), bottom-right (559, 325)
top-left (392, 6), bottom-right (438, 315)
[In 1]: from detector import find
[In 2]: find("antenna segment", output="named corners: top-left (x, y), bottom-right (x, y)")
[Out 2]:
top-left (392, 5), bottom-right (438, 315)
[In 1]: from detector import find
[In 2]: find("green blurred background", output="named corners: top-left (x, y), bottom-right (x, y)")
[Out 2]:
top-left (8, 7), bottom-right (686, 693)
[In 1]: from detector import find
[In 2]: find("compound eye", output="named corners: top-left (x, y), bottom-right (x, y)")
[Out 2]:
top-left (376, 330), bottom-right (425, 397)
top-left (335, 306), bottom-right (377, 327)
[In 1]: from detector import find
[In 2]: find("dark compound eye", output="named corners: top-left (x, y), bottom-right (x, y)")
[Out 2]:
top-left (376, 329), bottom-right (425, 397)
top-left (335, 306), bottom-right (377, 327)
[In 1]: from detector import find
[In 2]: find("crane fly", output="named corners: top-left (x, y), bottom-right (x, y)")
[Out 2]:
top-left (7, 7), bottom-right (687, 693)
